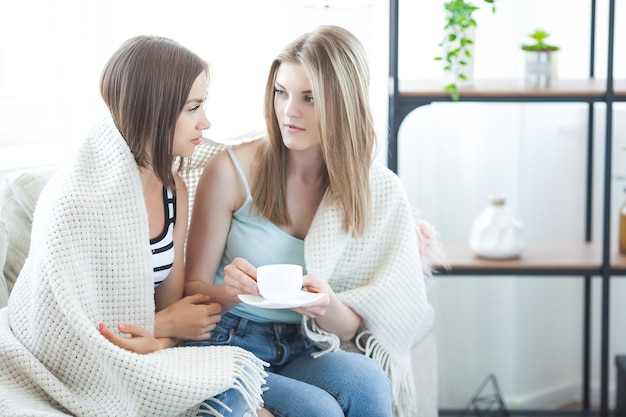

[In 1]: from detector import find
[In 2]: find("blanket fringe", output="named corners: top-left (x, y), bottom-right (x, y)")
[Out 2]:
top-left (301, 316), bottom-right (341, 358)
top-left (198, 397), bottom-right (229, 417)
top-left (228, 351), bottom-right (268, 416)
top-left (301, 317), bottom-right (419, 416)
top-left (356, 330), bottom-right (417, 417)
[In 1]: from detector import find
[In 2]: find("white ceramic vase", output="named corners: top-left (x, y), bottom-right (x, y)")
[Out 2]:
top-left (469, 195), bottom-right (525, 260)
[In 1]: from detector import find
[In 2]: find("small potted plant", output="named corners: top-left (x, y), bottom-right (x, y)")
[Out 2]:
top-left (435, 0), bottom-right (496, 101)
top-left (521, 29), bottom-right (560, 88)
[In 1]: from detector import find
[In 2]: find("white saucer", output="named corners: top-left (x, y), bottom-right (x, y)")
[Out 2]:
top-left (237, 291), bottom-right (324, 309)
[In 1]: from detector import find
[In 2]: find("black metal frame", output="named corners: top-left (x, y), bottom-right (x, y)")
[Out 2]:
top-left (387, 0), bottom-right (617, 416)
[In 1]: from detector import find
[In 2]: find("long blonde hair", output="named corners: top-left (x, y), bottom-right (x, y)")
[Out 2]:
top-left (252, 25), bottom-right (376, 237)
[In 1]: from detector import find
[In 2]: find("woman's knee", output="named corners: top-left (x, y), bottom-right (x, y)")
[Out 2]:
top-left (263, 372), bottom-right (344, 417)
top-left (199, 388), bottom-right (254, 417)
top-left (350, 353), bottom-right (391, 390)
top-left (333, 353), bottom-right (393, 416)
top-left (265, 390), bottom-right (343, 417)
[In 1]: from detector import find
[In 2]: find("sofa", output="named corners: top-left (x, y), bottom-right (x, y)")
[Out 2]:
top-left (0, 135), bottom-right (438, 417)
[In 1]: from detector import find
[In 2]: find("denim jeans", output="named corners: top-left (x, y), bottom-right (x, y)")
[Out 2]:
top-left (181, 312), bottom-right (393, 417)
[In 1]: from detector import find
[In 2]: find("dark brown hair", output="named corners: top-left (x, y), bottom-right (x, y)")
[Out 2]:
top-left (100, 35), bottom-right (208, 191)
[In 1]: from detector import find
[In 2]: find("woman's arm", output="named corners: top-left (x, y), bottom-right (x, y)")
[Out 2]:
top-left (153, 174), bottom-right (224, 341)
top-left (185, 143), bottom-right (261, 310)
top-left (99, 322), bottom-right (176, 353)
top-left (293, 275), bottom-right (362, 342)
top-left (154, 174), bottom-right (188, 311)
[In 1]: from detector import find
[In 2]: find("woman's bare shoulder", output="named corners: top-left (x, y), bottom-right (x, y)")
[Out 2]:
top-left (226, 138), bottom-right (265, 174)
top-left (205, 138), bottom-right (262, 168)
top-left (198, 139), bottom-right (264, 203)
top-left (232, 137), bottom-right (265, 158)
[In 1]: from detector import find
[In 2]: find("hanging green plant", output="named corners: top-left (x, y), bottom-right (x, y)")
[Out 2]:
top-left (435, 0), bottom-right (496, 101)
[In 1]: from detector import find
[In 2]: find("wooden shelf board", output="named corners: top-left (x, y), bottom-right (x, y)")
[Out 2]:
top-left (435, 242), bottom-right (604, 274)
top-left (611, 250), bottom-right (626, 272)
top-left (398, 79), bottom-right (626, 99)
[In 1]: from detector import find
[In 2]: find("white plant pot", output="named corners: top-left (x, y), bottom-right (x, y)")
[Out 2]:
top-left (469, 196), bottom-right (525, 260)
top-left (524, 51), bottom-right (557, 88)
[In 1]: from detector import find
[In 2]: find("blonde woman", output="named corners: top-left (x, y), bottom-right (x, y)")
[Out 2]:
top-left (185, 26), bottom-right (429, 417)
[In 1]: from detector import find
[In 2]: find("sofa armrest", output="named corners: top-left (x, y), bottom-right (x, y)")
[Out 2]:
top-left (0, 168), bottom-right (55, 295)
top-left (0, 217), bottom-right (8, 308)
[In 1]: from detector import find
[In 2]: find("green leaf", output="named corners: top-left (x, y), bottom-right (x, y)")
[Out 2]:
top-left (447, 49), bottom-right (460, 59)
top-left (437, 0), bottom-right (496, 99)
top-left (530, 29), bottom-right (549, 41)
top-left (521, 29), bottom-right (559, 51)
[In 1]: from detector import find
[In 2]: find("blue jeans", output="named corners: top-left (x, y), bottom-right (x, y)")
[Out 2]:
top-left (199, 389), bottom-right (254, 417)
top-left (196, 388), bottom-right (254, 417)
top-left (181, 312), bottom-right (393, 417)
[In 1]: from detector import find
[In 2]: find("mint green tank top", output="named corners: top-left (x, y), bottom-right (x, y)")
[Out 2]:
top-left (214, 147), bottom-right (305, 324)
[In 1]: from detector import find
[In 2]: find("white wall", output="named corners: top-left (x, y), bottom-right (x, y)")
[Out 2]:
top-left (397, 0), bottom-right (626, 409)
top-left (0, 0), bottom-right (389, 172)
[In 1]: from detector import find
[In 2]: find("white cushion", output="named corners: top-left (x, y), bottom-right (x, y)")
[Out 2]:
top-left (0, 217), bottom-right (9, 308)
top-left (411, 332), bottom-right (438, 417)
top-left (0, 168), bottom-right (54, 293)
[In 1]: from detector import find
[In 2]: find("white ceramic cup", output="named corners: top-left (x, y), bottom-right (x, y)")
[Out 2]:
top-left (256, 264), bottom-right (303, 301)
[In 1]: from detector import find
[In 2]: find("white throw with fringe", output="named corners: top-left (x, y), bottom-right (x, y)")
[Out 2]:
top-left (0, 118), bottom-right (266, 417)
top-left (302, 162), bottom-right (436, 417)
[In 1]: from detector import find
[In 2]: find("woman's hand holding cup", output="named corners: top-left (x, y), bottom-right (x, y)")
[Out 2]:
top-left (223, 257), bottom-right (261, 298)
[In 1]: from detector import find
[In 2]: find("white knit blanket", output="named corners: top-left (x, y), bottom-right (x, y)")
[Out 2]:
top-left (303, 162), bottom-right (432, 417)
top-left (0, 118), bottom-right (266, 417)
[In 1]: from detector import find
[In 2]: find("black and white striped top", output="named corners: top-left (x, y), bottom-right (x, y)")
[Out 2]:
top-left (151, 187), bottom-right (176, 288)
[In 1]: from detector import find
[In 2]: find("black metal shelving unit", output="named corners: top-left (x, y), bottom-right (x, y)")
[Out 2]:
top-left (387, 1), bottom-right (622, 416)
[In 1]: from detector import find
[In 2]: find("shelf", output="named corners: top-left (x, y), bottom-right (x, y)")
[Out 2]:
top-left (440, 408), bottom-right (599, 417)
top-left (397, 78), bottom-right (626, 102)
top-left (611, 250), bottom-right (626, 274)
top-left (434, 242), bottom-right (626, 276)
top-left (434, 242), bottom-right (601, 276)
top-left (389, 0), bottom-right (617, 413)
